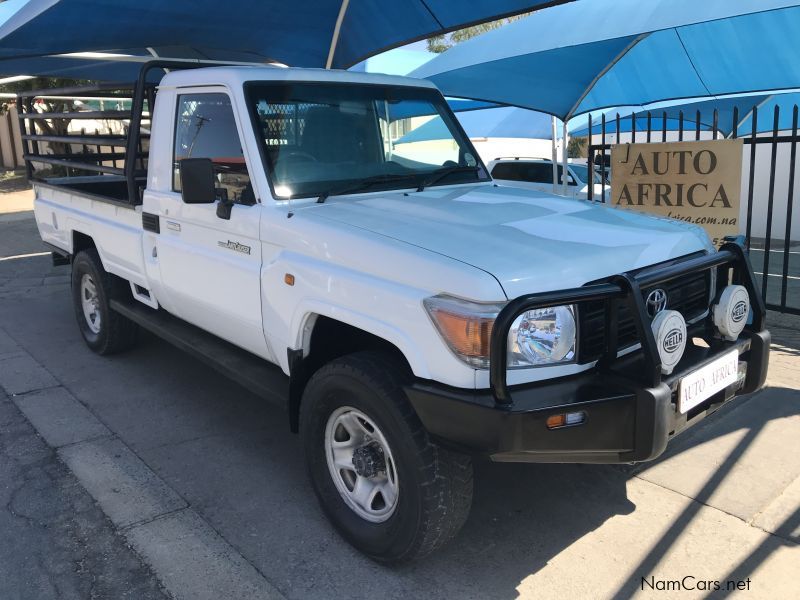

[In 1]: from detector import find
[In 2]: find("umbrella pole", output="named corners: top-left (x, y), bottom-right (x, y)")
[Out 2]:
top-left (561, 120), bottom-right (570, 196)
top-left (551, 116), bottom-right (558, 194)
top-left (325, 0), bottom-right (351, 69)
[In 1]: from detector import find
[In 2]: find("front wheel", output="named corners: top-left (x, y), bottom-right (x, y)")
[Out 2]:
top-left (300, 352), bottom-right (473, 563)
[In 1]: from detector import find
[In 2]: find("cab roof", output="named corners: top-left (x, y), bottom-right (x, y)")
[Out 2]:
top-left (158, 66), bottom-right (438, 91)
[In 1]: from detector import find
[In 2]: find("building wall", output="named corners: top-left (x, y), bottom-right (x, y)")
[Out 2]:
top-left (0, 104), bottom-right (24, 169)
top-left (742, 132), bottom-right (800, 243)
top-left (470, 137), bottom-right (556, 165)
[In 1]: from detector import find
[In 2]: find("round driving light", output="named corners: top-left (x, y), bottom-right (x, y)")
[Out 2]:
top-left (713, 285), bottom-right (750, 341)
top-left (651, 309), bottom-right (687, 375)
top-left (510, 305), bottom-right (576, 366)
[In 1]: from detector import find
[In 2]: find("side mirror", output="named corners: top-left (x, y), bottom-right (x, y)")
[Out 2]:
top-left (179, 158), bottom-right (216, 204)
top-left (561, 174), bottom-right (576, 186)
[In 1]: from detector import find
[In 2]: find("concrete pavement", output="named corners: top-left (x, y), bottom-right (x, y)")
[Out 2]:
top-left (0, 385), bottom-right (167, 600)
top-left (1, 187), bottom-right (798, 599)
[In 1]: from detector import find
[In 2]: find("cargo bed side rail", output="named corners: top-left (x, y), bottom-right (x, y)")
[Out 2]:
top-left (17, 60), bottom-right (238, 206)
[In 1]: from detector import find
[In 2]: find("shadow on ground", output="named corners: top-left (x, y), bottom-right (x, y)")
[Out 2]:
top-left (612, 383), bottom-right (800, 599)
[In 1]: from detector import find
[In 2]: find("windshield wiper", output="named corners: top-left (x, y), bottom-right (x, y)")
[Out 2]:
top-left (416, 165), bottom-right (480, 192)
top-left (317, 174), bottom-right (417, 204)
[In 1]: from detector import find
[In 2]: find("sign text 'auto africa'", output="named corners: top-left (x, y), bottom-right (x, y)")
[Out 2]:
top-left (610, 139), bottom-right (744, 247)
top-left (615, 148), bottom-right (731, 208)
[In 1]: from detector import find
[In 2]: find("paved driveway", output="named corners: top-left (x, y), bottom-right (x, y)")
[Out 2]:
top-left (1, 190), bottom-right (798, 599)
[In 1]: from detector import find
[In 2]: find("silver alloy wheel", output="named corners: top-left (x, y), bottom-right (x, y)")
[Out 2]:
top-left (80, 273), bottom-right (102, 334)
top-left (324, 406), bottom-right (399, 523)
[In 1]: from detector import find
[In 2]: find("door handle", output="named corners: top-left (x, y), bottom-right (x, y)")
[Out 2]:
top-left (165, 221), bottom-right (181, 232)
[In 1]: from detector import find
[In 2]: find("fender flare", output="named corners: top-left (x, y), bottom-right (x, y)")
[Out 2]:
top-left (289, 301), bottom-right (430, 380)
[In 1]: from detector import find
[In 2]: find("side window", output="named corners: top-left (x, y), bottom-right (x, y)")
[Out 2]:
top-left (173, 93), bottom-right (255, 205)
top-left (491, 162), bottom-right (526, 181)
top-left (525, 163), bottom-right (555, 184)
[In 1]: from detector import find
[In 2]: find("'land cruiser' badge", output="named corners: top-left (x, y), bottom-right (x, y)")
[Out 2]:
top-left (218, 240), bottom-right (251, 255)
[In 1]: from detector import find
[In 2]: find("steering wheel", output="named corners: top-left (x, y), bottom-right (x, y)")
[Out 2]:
top-left (282, 151), bottom-right (318, 163)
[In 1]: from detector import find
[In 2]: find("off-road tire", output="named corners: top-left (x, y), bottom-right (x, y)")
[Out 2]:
top-left (300, 352), bottom-right (473, 563)
top-left (71, 248), bottom-right (139, 355)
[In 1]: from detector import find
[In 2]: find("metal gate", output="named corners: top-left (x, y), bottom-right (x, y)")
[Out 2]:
top-left (586, 105), bottom-right (799, 316)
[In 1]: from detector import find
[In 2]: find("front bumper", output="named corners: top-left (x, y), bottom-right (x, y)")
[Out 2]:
top-left (407, 329), bottom-right (769, 463)
top-left (406, 243), bottom-right (770, 464)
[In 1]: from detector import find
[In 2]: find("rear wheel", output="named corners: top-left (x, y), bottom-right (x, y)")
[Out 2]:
top-left (300, 352), bottom-right (473, 563)
top-left (71, 248), bottom-right (139, 355)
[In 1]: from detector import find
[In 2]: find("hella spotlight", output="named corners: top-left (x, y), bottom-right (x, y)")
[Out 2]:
top-left (713, 285), bottom-right (750, 341)
top-left (651, 309), bottom-right (687, 375)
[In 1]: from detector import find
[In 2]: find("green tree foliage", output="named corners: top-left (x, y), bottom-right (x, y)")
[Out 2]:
top-left (567, 136), bottom-right (587, 158)
top-left (426, 15), bottom-right (528, 53)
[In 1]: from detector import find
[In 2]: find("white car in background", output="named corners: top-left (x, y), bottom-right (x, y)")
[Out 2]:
top-left (488, 157), bottom-right (605, 200)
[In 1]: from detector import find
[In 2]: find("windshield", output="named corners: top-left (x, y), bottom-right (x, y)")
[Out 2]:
top-left (569, 164), bottom-right (602, 185)
top-left (245, 82), bottom-right (488, 199)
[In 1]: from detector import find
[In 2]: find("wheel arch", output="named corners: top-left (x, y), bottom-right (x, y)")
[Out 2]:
top-left (288, 314), bottom-right (415, 433)
top-left (71, 229), bottom-right (116, 274)
top-left (72, 229), bottom-right (97, 256)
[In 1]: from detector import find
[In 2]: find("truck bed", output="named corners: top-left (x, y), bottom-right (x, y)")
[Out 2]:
top-left (33, 180), bottom-right (150, 291)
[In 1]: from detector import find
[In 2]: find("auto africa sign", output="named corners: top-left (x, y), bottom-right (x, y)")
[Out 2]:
top-left (611, 139), bottom-right (743, 246)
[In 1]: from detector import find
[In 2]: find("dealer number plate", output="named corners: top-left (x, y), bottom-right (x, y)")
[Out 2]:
top-left (678, 350), bottom-right (740, 414)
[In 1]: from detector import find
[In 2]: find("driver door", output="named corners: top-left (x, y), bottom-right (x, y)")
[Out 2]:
top-left (151, 90), bottom-right (270, 359)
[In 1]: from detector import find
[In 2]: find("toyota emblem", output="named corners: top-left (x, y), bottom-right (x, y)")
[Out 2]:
top-left (646, 288), bottom-right (668, 318)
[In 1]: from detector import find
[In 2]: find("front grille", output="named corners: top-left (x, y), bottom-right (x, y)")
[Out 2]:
top-left (577, 259), bottom-right (711, 363)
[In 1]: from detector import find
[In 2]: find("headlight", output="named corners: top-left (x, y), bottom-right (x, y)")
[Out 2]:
top-left (424, 296), bottom-right (577, 369)
top-left (507, 305), bottom-right (576, 367)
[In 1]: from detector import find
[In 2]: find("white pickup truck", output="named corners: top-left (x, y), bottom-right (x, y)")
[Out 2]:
top-left (22, 61), bottom-right (770, 563)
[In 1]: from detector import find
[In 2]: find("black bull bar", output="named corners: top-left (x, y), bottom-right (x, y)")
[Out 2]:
top-left (489, 243), bottom-right (767, 405)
